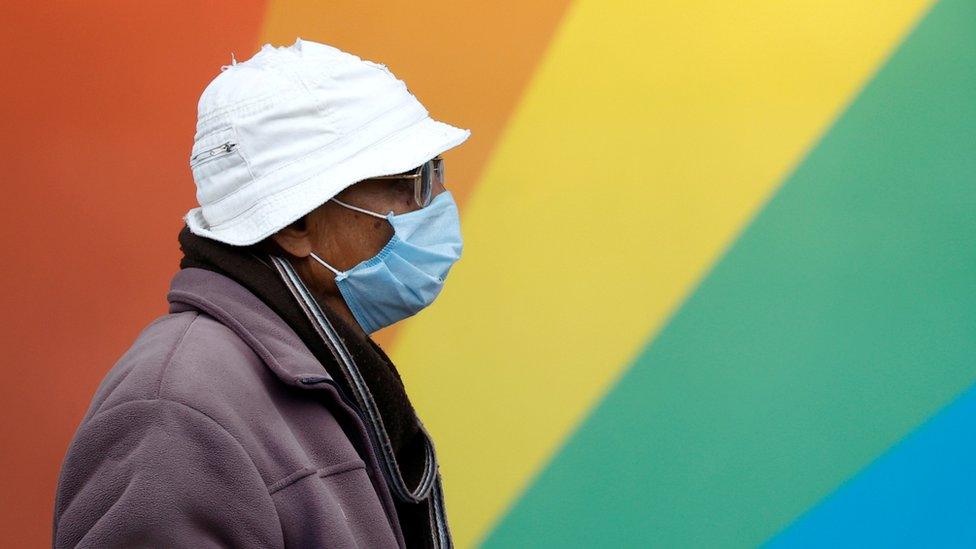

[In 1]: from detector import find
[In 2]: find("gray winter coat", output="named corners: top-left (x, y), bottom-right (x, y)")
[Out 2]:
top-left (53, 267), bottom-right (425, 548)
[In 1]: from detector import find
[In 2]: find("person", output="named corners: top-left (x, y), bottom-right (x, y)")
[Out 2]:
top-left (52, 37), bottom-right (470, 548)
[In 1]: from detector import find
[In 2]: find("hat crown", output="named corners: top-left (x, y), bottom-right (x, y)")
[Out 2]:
top-left (192, 37), bottom-right (423, 148)
top-left (196, 38), bottom-right (389, 117)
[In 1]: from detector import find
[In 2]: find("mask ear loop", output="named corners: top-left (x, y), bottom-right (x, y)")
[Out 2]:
top-left (309, 251), bottom-right (343, 277)
top-left (331, 197), bottom-right (392, 219)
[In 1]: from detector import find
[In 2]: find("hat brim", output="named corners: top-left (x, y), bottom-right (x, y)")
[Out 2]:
top-left (185, 116), bottom-right (471, 246)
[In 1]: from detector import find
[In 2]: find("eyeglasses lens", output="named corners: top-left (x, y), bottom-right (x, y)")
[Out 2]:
top-left (412, 157), bottom-right (445, 208)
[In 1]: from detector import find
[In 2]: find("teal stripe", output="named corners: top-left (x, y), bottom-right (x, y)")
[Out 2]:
top-left (765, 379), bottom-right (976, 547)
top-left (484, 0), bottom-right (976, 546)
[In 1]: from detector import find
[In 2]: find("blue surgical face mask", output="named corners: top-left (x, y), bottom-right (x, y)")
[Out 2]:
top-left (309, 190), bottom-right (463, 334)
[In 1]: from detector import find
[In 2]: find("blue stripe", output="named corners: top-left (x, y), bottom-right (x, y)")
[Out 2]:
top-left (765, 380), bottom-right (976, 548)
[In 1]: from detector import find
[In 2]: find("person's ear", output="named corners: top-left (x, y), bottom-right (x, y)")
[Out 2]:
top-left (270, 215), bottom-right (312, 258)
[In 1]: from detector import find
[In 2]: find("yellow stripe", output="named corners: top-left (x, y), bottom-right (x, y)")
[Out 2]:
top-left (390, 1), bottom-right (931, 546)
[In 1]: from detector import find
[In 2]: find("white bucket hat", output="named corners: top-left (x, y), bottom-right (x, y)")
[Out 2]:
top-left (184, 37), bottom-right (471, 246)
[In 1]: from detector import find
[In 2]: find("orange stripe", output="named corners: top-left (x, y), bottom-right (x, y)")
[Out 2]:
top-left (0, 3), bottom-right (268, 546)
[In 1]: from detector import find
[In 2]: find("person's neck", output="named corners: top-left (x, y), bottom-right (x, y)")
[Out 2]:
top-left (288, 255), bottom-right (370, 343)
top-left (320, 291), bottom-right (369, 342)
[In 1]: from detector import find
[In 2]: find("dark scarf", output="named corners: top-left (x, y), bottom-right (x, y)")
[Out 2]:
top-left (177, 225), bottom-right (434, 547)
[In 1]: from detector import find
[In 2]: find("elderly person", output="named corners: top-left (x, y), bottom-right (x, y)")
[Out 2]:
top-left (53, 38), bottom-right (469, 548)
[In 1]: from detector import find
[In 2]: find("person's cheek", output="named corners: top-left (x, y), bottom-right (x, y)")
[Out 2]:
top-left (365, 217), bottom-right (394, 257)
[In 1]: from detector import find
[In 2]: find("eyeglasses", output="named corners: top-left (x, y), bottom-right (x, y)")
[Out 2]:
top-left (369, 156), bottom-right (445, 208)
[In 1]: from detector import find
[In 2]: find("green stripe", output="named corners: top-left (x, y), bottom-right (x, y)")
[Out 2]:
top-left (484, 0), bottom-right (976, 546)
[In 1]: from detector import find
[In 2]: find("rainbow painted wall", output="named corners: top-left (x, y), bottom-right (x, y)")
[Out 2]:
top-left (3, 1), bottom-right (974, 547)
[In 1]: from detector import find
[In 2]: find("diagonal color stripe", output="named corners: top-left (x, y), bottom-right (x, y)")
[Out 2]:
top-left (765, 381), bottom-right (976, 548)
top-left (389, 1), bottom-right (933, 546)
top-left (484, 0), bottom-right (975, 545)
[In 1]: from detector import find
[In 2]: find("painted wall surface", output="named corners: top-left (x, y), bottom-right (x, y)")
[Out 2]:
top-left (2, 1), bottom-right (973, 547)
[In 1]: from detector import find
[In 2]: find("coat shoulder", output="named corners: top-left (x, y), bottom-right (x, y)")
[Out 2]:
top-left (79, 308), bottom-right (355, 486)
top-left (87, 310), bottom-right (270, 421)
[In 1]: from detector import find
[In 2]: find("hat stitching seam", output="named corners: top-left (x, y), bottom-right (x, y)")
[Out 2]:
top-left (233, 123), bottom-right (259, 186)
top-left (282, 60), bottom-right (331, 118)
top-left (196, 86), bottom-right (306, 127)
top-left (197, 92), bottom-right (278, 125)
top-left (199, 100), bottom-right (425, 211)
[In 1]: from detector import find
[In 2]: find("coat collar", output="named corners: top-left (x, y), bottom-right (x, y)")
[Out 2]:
top-left (166, 267), bottom-right (336, 388)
